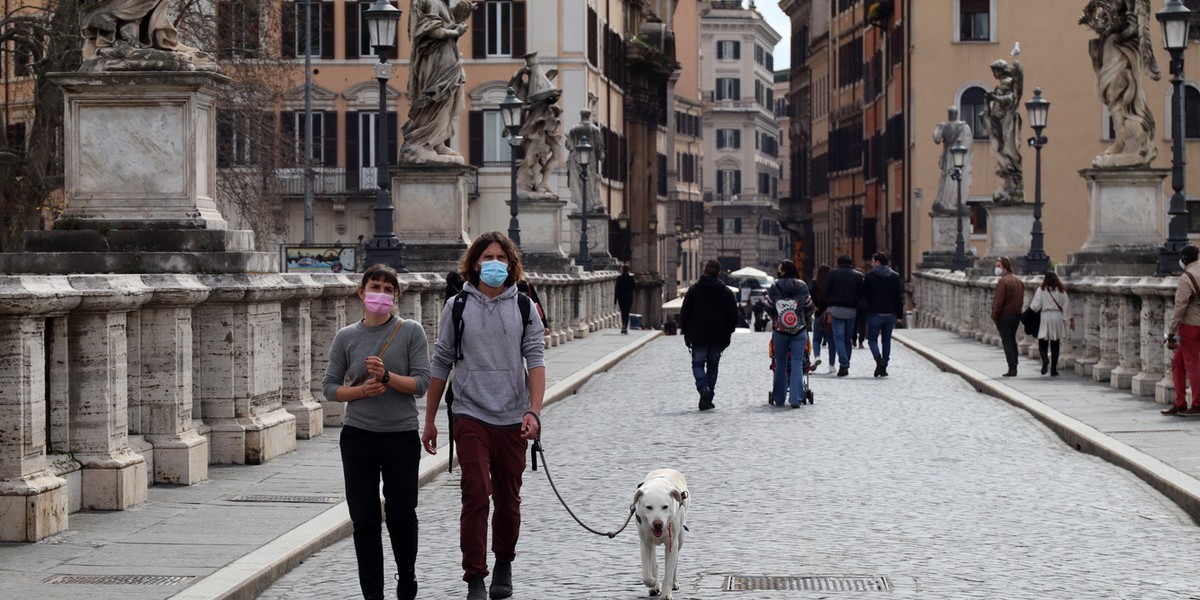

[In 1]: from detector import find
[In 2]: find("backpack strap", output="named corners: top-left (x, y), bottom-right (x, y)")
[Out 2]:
top-left (451, 290), bottom-right (533, 364)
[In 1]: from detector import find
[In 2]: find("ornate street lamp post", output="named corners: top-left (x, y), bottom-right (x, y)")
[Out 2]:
top-left (1023, 88), bottom-right (1051, 274)
top-left (500, 87), bottom-right (524, 246)
top-left (576, 134), bottom-right (594, 271)
top-left (1158, 0), bottom-right (1193, 275)
top-left (950, 141), bottom-right (971, 271)
top-left (362, 0), bottom-right (405, 270)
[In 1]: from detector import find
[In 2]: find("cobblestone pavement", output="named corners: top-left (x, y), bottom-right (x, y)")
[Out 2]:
top-left (260, 331), bottom-right (1200, 599)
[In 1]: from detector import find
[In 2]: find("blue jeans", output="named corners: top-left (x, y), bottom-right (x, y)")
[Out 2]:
top-left (771, 330), bottom-right (808, 406)
top-left (811, 319), bottom-right (834, 367)
top-left (831, 316), bottom-right (856, 368)
top-left (690, 345), bottom-right (722, 392)
top-left (867, 314), bottom-right (897, 363)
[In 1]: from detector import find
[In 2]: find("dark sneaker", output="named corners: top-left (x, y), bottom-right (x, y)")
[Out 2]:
top-left (467, 573), bottom-right (487, 600)
top-left (837, 366), bottom-right (848, 377)
top-left (880, 359), bottom-right (889, 377)
top-left (489, 560), bottom-right (512, 599)
top-left (1002, 369), bottom-right (1017, 377)
top-left (1180, 406), bottom-right (1200, 417)
top-left (395, 572), bottom-right (417, 600)
top-left (873, 358), bottom-right (883, 378)
top-left (1162, 405), bottom-right (1187, 416)
top-left (699, 387), bottom-right (715, 410)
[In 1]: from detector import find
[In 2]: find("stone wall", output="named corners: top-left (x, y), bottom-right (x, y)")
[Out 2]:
top-left (912, 269), bottom-right (1176, 400)
top-left (0, 270), bottom-right (618, 542)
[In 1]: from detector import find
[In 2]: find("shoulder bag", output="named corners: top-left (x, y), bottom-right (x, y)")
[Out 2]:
top-left (349, 317), bottom-right (404, 386)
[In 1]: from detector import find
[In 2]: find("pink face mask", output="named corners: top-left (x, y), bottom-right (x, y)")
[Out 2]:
top-left (363, 292), bottom-right (394, 315)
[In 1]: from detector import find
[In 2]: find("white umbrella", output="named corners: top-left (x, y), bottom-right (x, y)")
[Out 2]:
top-left (730, 266), bottom-right (769, 279)
top-left (662, 296), bottom-right (684, 316)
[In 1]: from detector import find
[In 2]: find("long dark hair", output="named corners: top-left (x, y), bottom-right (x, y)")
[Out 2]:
top-left (813, 264), bottom-right (831, 303)
top-left (777, 259), bottom-right (800, 279)
top-left (1041, 271), bottom-right (1065, 292)
top-left (458, 231), bottom-right (524, 288)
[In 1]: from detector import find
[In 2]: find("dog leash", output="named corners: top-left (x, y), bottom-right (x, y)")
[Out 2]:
top-left (527, 413), bottom-right (636, 539)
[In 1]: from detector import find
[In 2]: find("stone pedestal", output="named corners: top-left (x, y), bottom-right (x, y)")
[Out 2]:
top-left (918, 211), bottom-right (975, 269)
top-left (1068, 168), bottom-right (1169, 276)
top-left (983, 203), bottom-right (1033, 265)
top-left (393, 162), bottom-right (473, 273)
top-left (280, 275), bottom-right (324, 440)
top-left (309, 276), bottom-right (356, 427)
top-left (568, 210), bottom-right (616, 272)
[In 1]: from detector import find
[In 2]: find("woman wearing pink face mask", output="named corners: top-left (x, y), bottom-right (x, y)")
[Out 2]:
top-left (322, 264), bottom-right (431, 600)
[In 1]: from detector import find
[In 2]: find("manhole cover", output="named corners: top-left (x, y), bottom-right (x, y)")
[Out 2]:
top-left (723, 575), bottom-right (892, 591)
top-left (227, 494), bottom-right (341, 503)
top-left (44, 575), bottom-right (195, 585)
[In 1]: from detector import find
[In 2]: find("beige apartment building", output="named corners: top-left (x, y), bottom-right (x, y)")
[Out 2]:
top-left (699, 0), bottom-right (784, 273)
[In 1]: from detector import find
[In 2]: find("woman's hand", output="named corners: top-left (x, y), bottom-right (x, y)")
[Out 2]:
top-left (361, 379), bottom-right (386, 398)
top-left (364, 355), bottom-right (386, 380)
top-left (421, 424), bottom-right (438, 454)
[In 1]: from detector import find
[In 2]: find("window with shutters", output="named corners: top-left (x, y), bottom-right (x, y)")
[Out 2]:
top-left (716, 40), bottom-right (740, 60)
top-left (715, 78), bottom-right (740, 101)
top-left (283, 1), bottom-right (334, 59)
top-left (279, 110), bottom-right (337, 167)
top-left (486, 1), bottom-right (512, 57)
top-left (216, 0), bottom-right (261, 60)
top-left (483, 111), bottom-right (513, 165)
top-left (716, 169), bottom-right (742, 196)
top-left (716, 129), bottom-right (740, 149)
top-left (959, 86), bottom-right (988, 140)
top-left (218, 110), bottom-right (266, 167)
top-left (472, 0), bottom-right (525, 58)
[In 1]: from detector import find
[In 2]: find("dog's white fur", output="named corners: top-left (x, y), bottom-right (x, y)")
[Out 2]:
top-left (633, 468), bottom-right (689, 599)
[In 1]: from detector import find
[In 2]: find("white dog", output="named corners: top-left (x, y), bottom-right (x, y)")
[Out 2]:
top-left (633, 468), bottom-right (689, 599)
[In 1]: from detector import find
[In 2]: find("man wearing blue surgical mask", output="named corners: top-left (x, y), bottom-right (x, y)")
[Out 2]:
top-left (424, 231), bottom-right (546, 600)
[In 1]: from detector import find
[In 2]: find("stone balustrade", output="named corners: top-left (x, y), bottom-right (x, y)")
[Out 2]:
top-left (0, 269), bottom-right (619, 542)
top-left (912, 269), bottom-right (1177, 402)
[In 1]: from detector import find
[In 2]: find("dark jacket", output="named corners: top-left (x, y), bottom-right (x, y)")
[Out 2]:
top-left (679, 275), bottom-right (739, 348)
top-left (614, 273), bottom-right (636, 306)
top-left (862, 265), bottom-right (904, 317)
top-left (824, 265), bottom-right (864, 309)
top-left (766, 278), bottom-right (815, 328)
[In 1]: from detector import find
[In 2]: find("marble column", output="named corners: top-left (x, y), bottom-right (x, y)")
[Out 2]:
top-left (1131, 283), bottom-right (1168, 397)
top-left (310, 275), bottom-right (356, 428)
top-left (137, 274), bottom-right (210, 485)
top-left (280, 274), bottom-right (324, 440)
top-left (0, 277), bottom-right (79, 541)
top-left (1074, 283), bottom-right (1102, 376)
top-left (67, 275), bottom-right (151, 510)
top-left (1092, 294), bottom-right (1121, 382)
top-left (194, 275), bottom-right (297, 465)
top-left (1109, 279), bottom-right (1143, 390)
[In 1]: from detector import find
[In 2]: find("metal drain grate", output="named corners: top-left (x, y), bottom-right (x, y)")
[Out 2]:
top-left (227, 494), bottom-right (341, 503)
top-left (44, 575), bottom-right (195, 585)
top-left (723, 575), bottom-right (892, 592)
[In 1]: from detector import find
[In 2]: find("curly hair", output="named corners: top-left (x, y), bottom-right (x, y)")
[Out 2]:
top-left (458, 231), bottom-right (525, 288)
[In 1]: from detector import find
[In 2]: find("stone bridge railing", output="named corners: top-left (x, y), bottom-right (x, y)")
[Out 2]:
top-left (912, 269), bottom-right (1177, 403)
top-left (0, 270), bottom-right (619, 542)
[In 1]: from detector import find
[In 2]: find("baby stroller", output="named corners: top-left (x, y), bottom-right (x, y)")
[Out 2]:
top-left (767, 336), bottom-right (817, 405)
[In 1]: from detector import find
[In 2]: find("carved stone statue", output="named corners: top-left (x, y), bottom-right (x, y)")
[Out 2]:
top-left (565, 110), bottom-right (605, 212)
top-left (1080, 0), bottom-right (1161, 168)
top-left (509, 52), bottom-right (562, 197)
top-left (933, 106), bottom-right (974, 213)
top-left (80, 1), bottom-right (218, 72)
top-left (401, 0), bottom-right (473, 164)
top-left (982, 59), bottom-right (1024, 202)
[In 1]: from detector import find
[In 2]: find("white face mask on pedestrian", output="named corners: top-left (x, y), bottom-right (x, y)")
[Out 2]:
top-left (994, 267), bottom-right (1004, 276)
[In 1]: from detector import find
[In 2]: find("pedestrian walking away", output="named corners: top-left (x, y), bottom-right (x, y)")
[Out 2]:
top-left (1029, 270), bottom-right (1071, 377)
top-left (615, 264), bottom-right (636, 334)
top-left (422, 231), bottom-right (547, 600)
top-left (322, 264), bottom-right (432, 600)
top-left (809, 263), bottom-right (836, 374)
top-left (679, 260), bottom-right (740, 410)
top-left (824, 255), bottom-right (864, 376)
top-left (992, 256), bottom-right (1023, 377)
top-left (766, 259), bottom-right (814, 407)
top-left (862, 252), bottom-right (905, 377)
top-left (1164, 244), bottom-right (1200, 417)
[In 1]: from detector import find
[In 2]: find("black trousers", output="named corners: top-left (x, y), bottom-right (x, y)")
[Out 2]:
top-left (618, 299), bottom-right (633, 329)
top-left (996, 314), bottom-right (1021, 370)
top-left (340, 425), bottom-right (421, 600)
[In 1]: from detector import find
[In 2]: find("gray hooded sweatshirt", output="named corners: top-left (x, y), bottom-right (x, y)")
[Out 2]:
top-left (430, 282), bottom-right (545, 427)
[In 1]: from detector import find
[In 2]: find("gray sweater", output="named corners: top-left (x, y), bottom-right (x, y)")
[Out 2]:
top-left (322, 316), bottom-right (431, 433)
top-left (430, 283), bottom-right (545, 427)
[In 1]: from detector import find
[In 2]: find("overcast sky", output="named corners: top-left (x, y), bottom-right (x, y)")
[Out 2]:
top-left (755, 0), bottom-right (792, 70)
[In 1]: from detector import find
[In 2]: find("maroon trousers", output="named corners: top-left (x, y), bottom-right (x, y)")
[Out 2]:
top-left (1172, 324), bottom-right (1200, 408)
top-left (452, 417), bottom-right (527, 580)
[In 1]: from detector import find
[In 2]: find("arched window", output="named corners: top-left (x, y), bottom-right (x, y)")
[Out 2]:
top-left (959, 86), bottom-right (988, 140)
top-left (1165, 83), bottom-right (1200, 139)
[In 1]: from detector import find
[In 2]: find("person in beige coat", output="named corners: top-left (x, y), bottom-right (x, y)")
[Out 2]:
top-left (1030, 271), bottom-right (1071, 376)
top-left (1165, 244), bottom-right (1200, 416)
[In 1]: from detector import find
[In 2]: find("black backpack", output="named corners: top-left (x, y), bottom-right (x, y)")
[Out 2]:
top-left (444, 290), bottom-right (533, 471)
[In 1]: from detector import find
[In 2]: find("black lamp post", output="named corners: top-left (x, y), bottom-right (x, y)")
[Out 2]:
top-left (576, 134), bottom-right (594, 271)
top-left (500, 87), bottom-right (524, 246)
top-left (1158, 0), bottom-right (1193, 275)
top-left (362, 0), bottom-right (405, 270)
top-left (950, 141), bottom-right (971, 271)
top-left (1023, 88), bottom-right (1051, 274)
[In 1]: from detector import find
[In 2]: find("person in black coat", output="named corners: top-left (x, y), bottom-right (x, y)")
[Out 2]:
top-left (614, 264), bottom-right (636, 334)
top-left (679, 260), bottom-right (740, 410)
top-left (824, 255), bottom-right (864, 377)
top-left (862, 251), bottom-right (905, 377)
